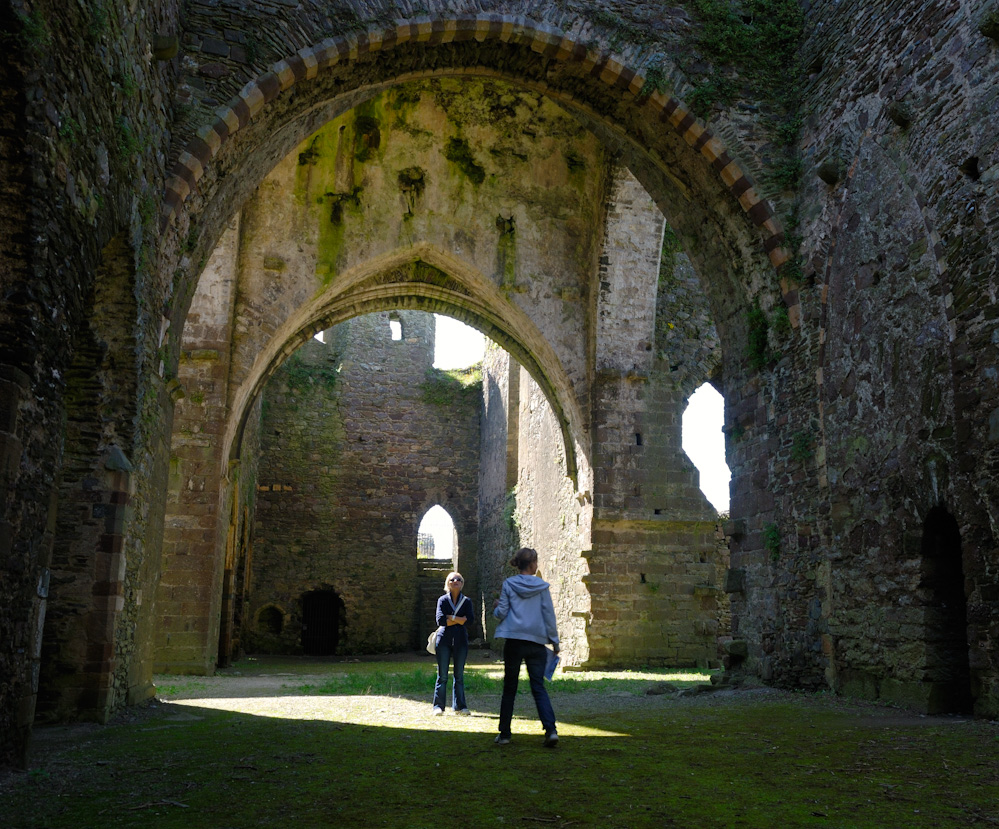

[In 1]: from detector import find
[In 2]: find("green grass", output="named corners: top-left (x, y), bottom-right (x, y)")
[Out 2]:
top-left (4, 659), bottom-right (997, 828)
top-left (154, 679), bottom-right (211, 697)
top-left (291, 665), bottom-right (708, 697)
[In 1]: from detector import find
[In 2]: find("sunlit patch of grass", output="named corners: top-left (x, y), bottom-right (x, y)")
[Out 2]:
top-left (296, 668), bottom-right (433, 696)
top-left (174, 695), bottom-right (630, 737)
top-left (287, 665), bottom-right (712, 697)
top-left (154, 679), bottom-right (210, 698)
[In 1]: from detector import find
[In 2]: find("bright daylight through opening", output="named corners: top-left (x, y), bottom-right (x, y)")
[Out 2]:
top-left (682, 383), bottom-right (730, 514)
top-left (434, 314), bottom-right (485, 369)
top-left (418, 505), bottom-right (456, 560)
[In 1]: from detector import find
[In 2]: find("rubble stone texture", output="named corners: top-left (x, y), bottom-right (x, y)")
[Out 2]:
top-left (247, 311), bottom-right (481, 656)
top-left (1, 0), bottom-right (997, 768)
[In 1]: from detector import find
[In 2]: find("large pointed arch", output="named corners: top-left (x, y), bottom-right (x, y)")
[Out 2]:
top-left (164, 16), bottom-right (785, 262)
top-left (224, 242), bottom-right (587, 485)
top-left (161, 14), bottom-right (793, 354)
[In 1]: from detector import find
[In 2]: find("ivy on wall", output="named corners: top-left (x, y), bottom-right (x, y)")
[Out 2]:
top-left (680, 0), bottom-right (806, 355)
top-left (420, 365), bottom-right (483, 407)
top-left (282, 352), bottom-right (340, 392)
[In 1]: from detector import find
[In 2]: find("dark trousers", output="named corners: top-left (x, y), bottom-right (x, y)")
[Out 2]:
top-left (434, 639), bottom-right (468, 710)
top-left (498, 638), bottom-right (556, 736)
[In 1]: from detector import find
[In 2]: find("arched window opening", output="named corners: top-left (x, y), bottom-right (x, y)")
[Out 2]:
top-left (682, 383), bottom-right (731, 514)
top-left (301, 590), bottom-right (346, 656)
top-left (919, 507), bottom-right (972, 714)
top-left (257, 605), bottom-right (284, 635)
top-left (418, 505), bottom-right (457, 561)
top-left (388, 312), bottom-right (402, 341)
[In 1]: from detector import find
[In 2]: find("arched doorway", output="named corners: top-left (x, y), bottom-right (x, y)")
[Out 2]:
top-left (301, 590), bottom-right (346, 656)
top-left (920, 506), bottom-right (972, 714)
top-left (418, 505), bottom-right (458, 563)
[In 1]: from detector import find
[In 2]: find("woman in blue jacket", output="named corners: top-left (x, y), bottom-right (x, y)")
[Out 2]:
top-left (432, 571), bottom-right (474, 715)
top-left (493, 547), bottom-right (560, 747)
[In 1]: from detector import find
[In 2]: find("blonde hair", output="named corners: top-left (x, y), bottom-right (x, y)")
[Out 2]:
top-left (444, 571), bottom-right (464, 590)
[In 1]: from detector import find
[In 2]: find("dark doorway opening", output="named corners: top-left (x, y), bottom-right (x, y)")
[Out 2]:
top-left (301, 590), bottom-right (346, 656)
top-left (919, 507), bottom-right (972, 714)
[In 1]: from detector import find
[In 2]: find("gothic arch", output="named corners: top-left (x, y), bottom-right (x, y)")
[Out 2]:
top-left (225, 243), bottom-right (587, 485)
top-left (416, 501), bottom-right (461, 561)
top-left (161, 14), bottom-right (791, 354)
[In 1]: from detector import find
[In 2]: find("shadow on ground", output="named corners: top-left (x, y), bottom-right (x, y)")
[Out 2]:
top-left (2, 657), bottom-right (997, 828)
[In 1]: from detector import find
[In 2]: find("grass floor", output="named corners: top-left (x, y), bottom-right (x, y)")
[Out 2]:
top-left (2, 656), bottom-right (997, 828)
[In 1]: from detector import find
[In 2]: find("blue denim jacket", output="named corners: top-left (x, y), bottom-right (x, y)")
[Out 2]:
top-left (435, 593), bottom-right (473, 648)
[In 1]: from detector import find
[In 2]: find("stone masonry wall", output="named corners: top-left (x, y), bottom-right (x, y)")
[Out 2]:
top-left (247, 311), bottom-right (480, 654)
top-left (799, 0), bottom-right (999, 714)
top-left (723, 0), bottom-right (999, 713)
top-left (1, 0), bottom-right (183, 765)
top-left (585, 166), bottom-right (727, 668)
top-left (508, 366), bottom-right (594, 667)
top-left (477, 342), bottom-right (520, 641)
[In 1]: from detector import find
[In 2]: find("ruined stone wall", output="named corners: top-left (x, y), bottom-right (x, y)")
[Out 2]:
top-left (508, 367), bottom-right (593, 666)
top-left (247, 311), bottom-right (481, 654)
top-left (477, 166), bottom-right (730, 668)
top-left (585, 167), bottom-right (727, 668)
top-left (655, 249), bottom-right (722, 401)
top-left (477, 342), bottom-right (519, 640)
top-left (723, 1), bottom-right (999, 713)
top-left (0, 0), bottom-right (183, 764)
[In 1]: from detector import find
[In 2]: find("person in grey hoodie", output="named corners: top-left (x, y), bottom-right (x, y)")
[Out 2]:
top-left (492, 547), bottom-right (560, 747)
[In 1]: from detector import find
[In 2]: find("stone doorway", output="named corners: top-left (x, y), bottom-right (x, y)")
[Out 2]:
top-left (920, 507), bottom-right (972, 714)
top-left (301, 590), bottom-right (346, 656)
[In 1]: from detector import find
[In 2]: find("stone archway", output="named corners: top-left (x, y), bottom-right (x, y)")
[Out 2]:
top-left (162, 180), bottom-right (728, 678)
top-left (160, 239), bottom-right (589, 670)
top-left (159, 14), bottom-right (791, 379)
top-left (153, 15), bottom-right (788, 679)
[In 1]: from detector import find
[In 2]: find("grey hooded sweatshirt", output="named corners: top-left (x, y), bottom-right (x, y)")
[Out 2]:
top-left (493, 574), bottom-right (559, 648)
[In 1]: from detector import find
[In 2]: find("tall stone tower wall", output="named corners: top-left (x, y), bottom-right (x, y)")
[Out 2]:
top-left (247, 311), bottom-right (481, 654)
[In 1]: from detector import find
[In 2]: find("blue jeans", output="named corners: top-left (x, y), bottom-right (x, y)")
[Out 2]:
top-left (434, 639), bottom-right (468, 710)
top-left (499, 639), bottom-right (556, 736)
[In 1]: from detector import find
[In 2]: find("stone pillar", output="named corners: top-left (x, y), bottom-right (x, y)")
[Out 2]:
top-left (585, 165), bottom-right (724, 667)
top-left (155, 218), bottom-right (241, 673)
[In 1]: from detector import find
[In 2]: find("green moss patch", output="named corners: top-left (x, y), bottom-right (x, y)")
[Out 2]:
top-left (442, 137), bottom-right (486, 185)
top-left (420, 365), bottom-right (482, 407)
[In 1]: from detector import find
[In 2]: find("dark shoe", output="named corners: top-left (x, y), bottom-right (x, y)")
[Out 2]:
top-left (494, 734), bottom-right (511, 745)
top-left (543, 731), bottom-right (559, 748)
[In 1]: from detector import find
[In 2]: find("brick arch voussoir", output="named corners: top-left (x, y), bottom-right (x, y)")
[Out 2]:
top-left (163, 14), bottom-right (788, 270)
